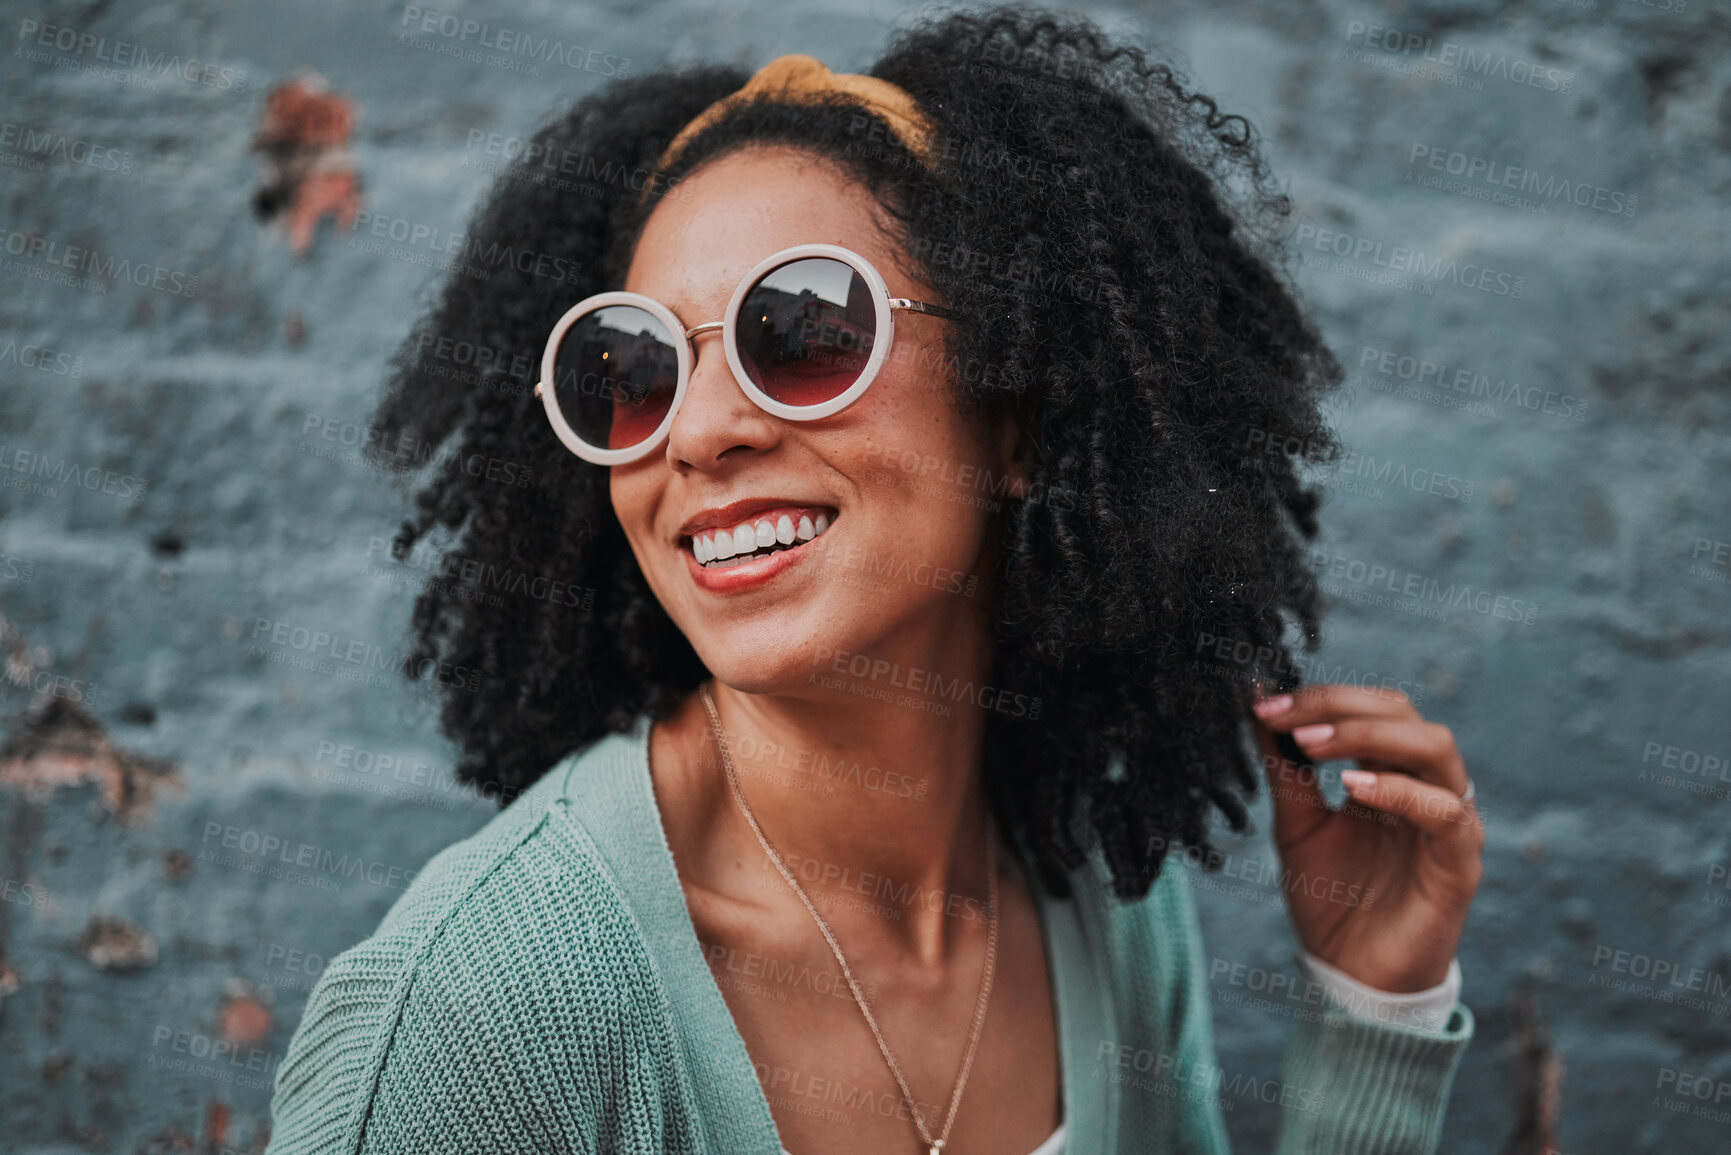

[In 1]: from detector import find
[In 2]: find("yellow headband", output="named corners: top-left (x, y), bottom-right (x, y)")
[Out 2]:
top-left (649, 54), bottom-right (939, 192)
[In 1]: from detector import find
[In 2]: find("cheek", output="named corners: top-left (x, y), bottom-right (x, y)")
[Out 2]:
top-left (848, 349), bottom-right (971, 466)
top-left (608, 466), bottom-right (661, 561)
top-left (841, 408), bottom-right (1001, 568)
top-left (607, 470), bottom-right (631, 532)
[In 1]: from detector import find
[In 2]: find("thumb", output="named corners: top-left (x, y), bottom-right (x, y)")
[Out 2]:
top-left (1251, 715), bottom-right (1330, 841)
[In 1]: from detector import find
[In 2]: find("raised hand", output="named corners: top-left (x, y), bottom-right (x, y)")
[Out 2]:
top-left (1249, 684), bottom-right (1484, 993)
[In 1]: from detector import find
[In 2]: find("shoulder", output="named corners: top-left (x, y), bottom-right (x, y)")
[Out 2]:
top-left (1061, 851), bottom-right (1209, 1036)
top-left (370, 720), bottom-right (654, 946)
top-left (267, 724), bottom-right (677, 1153)
top-left (1063, 847), bottom-right (1205, 958)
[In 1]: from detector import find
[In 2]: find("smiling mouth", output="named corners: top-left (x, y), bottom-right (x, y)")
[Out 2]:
top-left (684, 507), bottom-right (838, 569)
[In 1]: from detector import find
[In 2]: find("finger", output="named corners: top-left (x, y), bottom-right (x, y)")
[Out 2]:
top-left (1287, 716), bottom-right (1469, 795)
top-left (1340, 769), bottom-right (1485, 855)
top-left (1252, 683), bottom-right (1420, 729)
top-left (1251, 717), bottom-right (1331, 834)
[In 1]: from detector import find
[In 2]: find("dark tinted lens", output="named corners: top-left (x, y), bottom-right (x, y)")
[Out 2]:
top-left (549, 305), bottom-right (680, 451)
top-left (736, 257), bottom-right (877, 407)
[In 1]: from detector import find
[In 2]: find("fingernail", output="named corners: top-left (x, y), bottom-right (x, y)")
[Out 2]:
top-left (1252, 694), bottom-right (1292, 718)
top-left (1292, 723), bottom-right (1334, 745)
top-left (1341, 769), bottom-right (1376, 793)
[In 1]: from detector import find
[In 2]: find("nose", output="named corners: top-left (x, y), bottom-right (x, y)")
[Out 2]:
top-left (663, 329), bottom-right (781, 469)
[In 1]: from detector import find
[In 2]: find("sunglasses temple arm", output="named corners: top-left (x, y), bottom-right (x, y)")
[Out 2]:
top-left (888, 298), bottom-right (957, 319)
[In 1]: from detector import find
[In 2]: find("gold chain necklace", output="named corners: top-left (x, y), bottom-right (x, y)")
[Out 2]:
top-left (699, 684), bottom-right (1000, 1155)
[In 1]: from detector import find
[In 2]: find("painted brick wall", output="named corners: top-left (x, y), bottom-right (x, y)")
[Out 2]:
top-left (1, 0), bottom-right (1726, 1151)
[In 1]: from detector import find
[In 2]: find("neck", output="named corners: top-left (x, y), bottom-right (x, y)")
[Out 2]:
top-left (653, 613), bottom-right (1005, 966)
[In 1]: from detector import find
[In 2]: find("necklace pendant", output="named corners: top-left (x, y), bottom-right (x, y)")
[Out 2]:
top-left (929, 1144), bottom-right (944, 1155)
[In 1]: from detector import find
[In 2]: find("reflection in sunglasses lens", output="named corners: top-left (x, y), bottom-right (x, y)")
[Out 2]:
top-left (551, 305), bottom-right (680, 451)
top-left (737, 258), bottom-right (877, 407)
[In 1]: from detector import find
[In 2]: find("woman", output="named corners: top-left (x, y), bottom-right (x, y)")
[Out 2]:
top-left (266, 10), bottom-right (1482, 1153)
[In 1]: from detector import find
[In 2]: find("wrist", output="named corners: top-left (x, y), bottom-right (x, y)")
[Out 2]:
top-left (1297, 949), bottom-right (1461, 1034)
top-left (1308, 952), bottom-right (1451, 993)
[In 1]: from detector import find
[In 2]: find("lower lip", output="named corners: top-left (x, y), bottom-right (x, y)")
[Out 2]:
top-left (682, 526), bottom-right (831, 593)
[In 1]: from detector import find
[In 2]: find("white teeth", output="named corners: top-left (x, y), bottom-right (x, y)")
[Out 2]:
top-left (692, 509), bottom-right (836, 566)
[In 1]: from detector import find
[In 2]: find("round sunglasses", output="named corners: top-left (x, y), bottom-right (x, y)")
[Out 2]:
top-left (532, 243), bottom-right (956, 465)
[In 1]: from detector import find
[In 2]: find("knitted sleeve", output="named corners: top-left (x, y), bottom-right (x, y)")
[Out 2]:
top-left (1271, 968), bottom-right (1475, 1153)
top-left (265, 797), bottom-right (707, 1154)
top-left (264, 826), bottom-right (506, 1155)
top-left (1157, 858), bottom-right (1475, 1154)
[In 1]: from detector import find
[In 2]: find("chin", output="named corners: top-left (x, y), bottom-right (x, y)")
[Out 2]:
top-left (695, 648), bottom-right (826, 700)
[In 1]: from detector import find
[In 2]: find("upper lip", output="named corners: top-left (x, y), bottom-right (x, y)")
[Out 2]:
top-left (678, 497), bottom-right (838, 538)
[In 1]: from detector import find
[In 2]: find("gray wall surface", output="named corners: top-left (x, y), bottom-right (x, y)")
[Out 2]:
top-left (1, 0), bottom-right (1727, 1151)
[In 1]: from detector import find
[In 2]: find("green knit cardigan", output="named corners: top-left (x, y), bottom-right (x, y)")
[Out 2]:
top-left (265, 714), bottom-right (1475, 1153)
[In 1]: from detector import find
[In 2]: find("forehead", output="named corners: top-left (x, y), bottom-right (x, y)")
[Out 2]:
top-left (624, 145), bottom-right (910, 313)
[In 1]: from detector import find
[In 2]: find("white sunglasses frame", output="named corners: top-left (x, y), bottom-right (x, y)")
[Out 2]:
top-left (532, 242), bottom-right (955, 465)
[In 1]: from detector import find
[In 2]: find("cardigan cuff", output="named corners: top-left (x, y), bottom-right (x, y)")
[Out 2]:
top-left (1275, 980), bottom-right (1474, 1155)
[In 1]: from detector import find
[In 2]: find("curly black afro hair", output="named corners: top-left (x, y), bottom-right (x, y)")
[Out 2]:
top-left (369, 5), bottom-right (1345, 901)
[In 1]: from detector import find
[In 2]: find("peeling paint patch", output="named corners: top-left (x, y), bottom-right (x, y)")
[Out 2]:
top-left (163, 847), bottom-right (193, 883)
top-left (0, 696), bottom-right (182, 821)
top-left (140, 1122), bottom-right (197, 1151)
top-left (220, 981), bottom-right (272, 1046)
top-left (79, 914), bottom-right (158, 971)
top-left (206, 1099), bottom-right (231, 1150)
top-left (1502, 986), bottom-right (1563, 1153)
top-left (41, 1050), bottom-right (71, 1083)
top-left (251, 72), bottom-right (363, 255)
